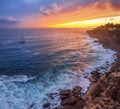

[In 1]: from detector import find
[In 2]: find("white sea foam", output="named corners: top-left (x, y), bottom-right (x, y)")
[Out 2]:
top-left (0, 34), bottom-right (116, 109)
top-left (2, 40), bottom-right (13, 45)
top-left (0, 75), bottom-right (35, 82)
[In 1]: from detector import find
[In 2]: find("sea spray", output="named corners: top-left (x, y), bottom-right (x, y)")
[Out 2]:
top-left (0, 29), bottom-right (116, 109)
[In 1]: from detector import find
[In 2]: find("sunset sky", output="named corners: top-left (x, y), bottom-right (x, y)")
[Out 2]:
top-left (0, 0), bottom-right (120, 28)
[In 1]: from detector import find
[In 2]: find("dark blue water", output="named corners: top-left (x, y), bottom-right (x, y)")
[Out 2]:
top-left (0, 29), bottom-right (116, 109)
top-left (0, 29), bottom-right (88, 75)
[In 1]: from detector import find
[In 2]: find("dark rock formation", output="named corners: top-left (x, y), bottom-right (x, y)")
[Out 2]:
top-left (60, 90), bottom-right (71, 96)
top-left (91, 71), bottom-right (101, 83)
top-left (28, 103), bottom-right (35, 109)
top-left (55, 86), bottom-right (85, 109)
top-left (61, 97), bottom-right (78, 105)
top-left (43, 103), bottom-right (50, 108)
top-left (85, 71), bottom-right (120, 109)
top-left (72, 86), bottom-right (82, 94)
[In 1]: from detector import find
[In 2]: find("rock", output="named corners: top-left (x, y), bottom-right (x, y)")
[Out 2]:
top-left (72, 86), bottom-right (82, 94)
top-left (28, 103), bottom-right (35, 109)
top-left (110, 71), bottom-right (120, 78)
top-left (48, 93), bottom-right (58, 100)
top-left (86, 71), bottom-right (120, 109)
top-left (48, 95), bottom-right (54, 100)
top-left (94, 40), bottom-right (99, 43)
top-left (62, 100), bottom-right (85, 109)
top-left (43, 103), bottom-right (50, 108)
top-left (53, 107), bottom-right (63, 109)
top-left (74, 94), bottom-right (80, 98)
top-left (86, 81), bottom-right (102, 100)
top-left (91, 71), bottom-right (101, 82)
top-left (60, 90), bottom-right (71, 96)
top-left (96, 104), bottom-right (102, 109)
top-left (111, 84), bottom-right (120, 103)
top-left (103, 97), bottom-right (111, 105)
top-left (61, 97), bottom-right (78, 105)
top-left (60, 95), bottom-right (69, 100)
top-left (94, 98), bottom-right (101, 103)
top-left (53, 105), bottom-right (63, 109)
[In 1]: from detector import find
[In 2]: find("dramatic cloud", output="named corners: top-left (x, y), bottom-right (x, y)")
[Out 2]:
top-left (109, 0), bottom-right (120, 10)
top-left (0, 16), bottom-right (19, 25)
top-left (92, 0), bottom-right (120, 11)
top-left (0, 0), bottom-right (120, 28)
top-left (94, 1), bottom-right (107, 10)
top-left (40, 3), bottom-right (61, 16)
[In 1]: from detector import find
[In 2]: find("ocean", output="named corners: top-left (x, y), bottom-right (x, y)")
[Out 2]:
top-left (0, 28), bottom-right (116, 109)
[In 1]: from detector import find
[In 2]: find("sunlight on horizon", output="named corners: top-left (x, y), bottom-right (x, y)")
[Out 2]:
top-left (48, 16), bottom-right (120, 28)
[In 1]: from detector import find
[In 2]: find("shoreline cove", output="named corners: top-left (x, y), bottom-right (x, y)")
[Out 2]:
top-left (53, 26), bottom-right (120, 109)
top-left (42, 34), bottom-right (117, 109)
top-left (0, 28), bottom-right (119, 109)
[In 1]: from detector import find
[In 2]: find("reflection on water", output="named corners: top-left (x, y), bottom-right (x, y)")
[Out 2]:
top-left (0, 29), bottom-right (116, 109)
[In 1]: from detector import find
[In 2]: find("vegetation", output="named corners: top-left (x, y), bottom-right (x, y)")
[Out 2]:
top-left (87, 23), bottom-right (120, 43)
top-left (97, 23), bottom-right (120, 30)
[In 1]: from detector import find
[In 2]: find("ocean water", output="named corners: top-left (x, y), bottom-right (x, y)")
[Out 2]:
top-left (0, 29), bottom-right (116, 109)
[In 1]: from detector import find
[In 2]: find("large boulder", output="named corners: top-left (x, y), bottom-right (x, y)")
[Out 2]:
top-left (61, 97), bottom-right (78, 105)
top-left (60, 90), bottom-right (71, 96)
top-left (72, 86), bottom-right (82, 94)
top-left (43, 103), bottom-right (50, 108)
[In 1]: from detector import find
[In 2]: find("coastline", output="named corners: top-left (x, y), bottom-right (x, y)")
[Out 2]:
top-left (84, 28), bottom-right (120, 109)
top-left (87, 28), bottom-right (120, 72)
top-left (48, 27), bottom-right (120, 109)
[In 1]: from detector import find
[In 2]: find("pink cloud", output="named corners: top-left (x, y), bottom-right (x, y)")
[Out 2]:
top-left (40, 3), bottom-right (61, 16)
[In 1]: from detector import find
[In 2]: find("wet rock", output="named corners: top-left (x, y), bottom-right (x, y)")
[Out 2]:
top-left (60, 90), bottom-right (71, 96)
top-left (43, 103), bottom-right (50, 108)
top-left (74, 94), bottom-right (80, 98)
top-left (114, 105), bottom-right (120, 109)
top-left (48, 93), bottom-right (58, 100)
top-left (111, 84), bottom-right (120, 103)
top-left (96, 104), bottom-right (102, 109)
top-left (60, 95), bottom-right (69, 100)
top-left (48, 95), bottom-right (54, 100)
top-left (28, 103), bottom-right (35, 109)
top-left (62, 100), bottom-right (85, 109)
top-left (94, 40), bottom-right (99, 43)
top-left (91, 71), bottom-right (101, 83)
top-left (103, 97), bottom-right (111, 105)
top-left (53, 106), bottom-right (63, 109)
top-left (61, 97), bottom-right (78, 105)
top-left (86, 71), bottom-right (120, 109)
top-left (72, 86), bottom-right (82, 94)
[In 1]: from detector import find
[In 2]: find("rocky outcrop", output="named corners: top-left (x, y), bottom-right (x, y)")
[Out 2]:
top-left (54, 86), bottom-right (85, 109)
top-left (43, 103), bottom-right (51, 108)
top-left (85, 71), bottom-right (120, 109)
top-left (43, 71), bottom-right (120, 109)
top-left (72, 86), bottom-right (82, 94)
top-left (60, 90), bottom-right (71, 96)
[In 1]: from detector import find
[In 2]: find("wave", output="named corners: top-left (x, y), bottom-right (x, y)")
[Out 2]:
top-left (0, 33), bottom-right (116, 109)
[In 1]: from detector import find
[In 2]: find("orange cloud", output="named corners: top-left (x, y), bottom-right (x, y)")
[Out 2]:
top-left (21, 1), bottom-right (120, 28)
top-left (49, 16), bottom-right (120, 28)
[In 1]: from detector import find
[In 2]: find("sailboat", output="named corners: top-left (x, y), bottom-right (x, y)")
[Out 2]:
top-left (20, 35), bottom-right (26, 43)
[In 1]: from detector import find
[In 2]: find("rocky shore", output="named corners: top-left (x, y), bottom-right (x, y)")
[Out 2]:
top-left (84, 23), bottom-right (120, 109)
top-left (85, 70), bottom-right (120, 109)
top-left (48, 70), bottom-right (120, 109)
top-left (87, 23), bottom-right (120, 71)
top-left (43, 24), bottom-right (120, 109)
